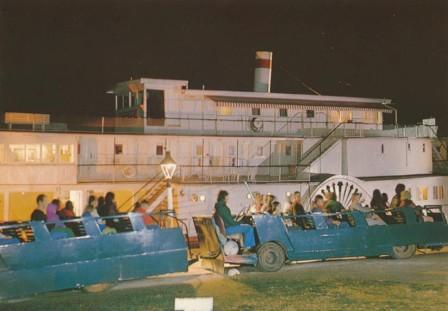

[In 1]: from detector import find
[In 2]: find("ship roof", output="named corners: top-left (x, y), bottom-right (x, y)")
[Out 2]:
top-left (186, 89), bottom-right (393, 111)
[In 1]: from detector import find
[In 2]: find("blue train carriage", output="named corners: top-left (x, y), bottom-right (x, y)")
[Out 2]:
top-left (192, 205), bottom-right (448, 273)
top-left (0, 212), bottom-right (189, 300)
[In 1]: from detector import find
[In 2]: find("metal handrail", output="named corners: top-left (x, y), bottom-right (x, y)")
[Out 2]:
top-left (117, 171), bottom-right (164, 212)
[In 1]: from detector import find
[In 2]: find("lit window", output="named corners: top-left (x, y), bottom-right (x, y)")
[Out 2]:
top-left (59, 145), bottom-right (74, 163)
top-left (279, 108), bottom-right (288, 117)
top-left (418, 186), bottom-right (428, 201)
top-left (156, 145), bottom-right (164, 156)
top-left (42, 144), bottom-right (57, 163)
top-left (306, 110), bottom-right (314, 118)
top-left (9, 145), bottom-right (25, 162)
top-left (218, 106), bottom-right (232, 116)
top-left (196, 145), bottom-right (203, 156)
top-left (433, 185), bottom-right (445, 200)
top-left (256, 146), bottom-right (263, 156)
top-left (252, 108), bottom-right (261, 116)
top-left (0, 145), bottom-right (4, 163)
top-left (115, 144), bottom-right (123, 155)
top-left (285, 145), bottom-right (292, 156)
top-left (329, 111), bottom-right (340, 123)
top-left (26, 144), bottom-right (41, 163)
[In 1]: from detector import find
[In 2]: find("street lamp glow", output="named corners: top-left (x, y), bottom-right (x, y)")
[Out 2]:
top-left (160, 151), bottom-right (177, 179)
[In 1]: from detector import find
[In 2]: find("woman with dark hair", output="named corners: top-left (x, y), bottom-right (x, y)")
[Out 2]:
top-left (390, 183), bottom-right (406, 208)
top-left (97, 196), bottom-right (106, 216)
top-left (370, 189), bottom-right (386, 211)
top-left (59, 200), bottom-right (76, 220)
top-left (83, 195), bottom-right (99, 217)
top-left (214, 190), bottom-right (255, 249)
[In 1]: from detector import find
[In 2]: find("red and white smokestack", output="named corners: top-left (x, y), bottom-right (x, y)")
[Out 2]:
top-left (253, 51), bottom-right (273, 93)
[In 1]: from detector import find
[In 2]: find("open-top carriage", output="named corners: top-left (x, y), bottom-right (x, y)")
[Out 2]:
top-left (0, 212), bottom-right (189, 300)
top-left (193, 205), bottom-right (448, 273)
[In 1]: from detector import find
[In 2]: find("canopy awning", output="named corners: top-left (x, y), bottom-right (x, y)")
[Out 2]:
top-left (207, 95), bottom-right (393, 112)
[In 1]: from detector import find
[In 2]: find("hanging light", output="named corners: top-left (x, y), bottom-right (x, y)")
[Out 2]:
top-left (160, 151), bottom-right (177, 179)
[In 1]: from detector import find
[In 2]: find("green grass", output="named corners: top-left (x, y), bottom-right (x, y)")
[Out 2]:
top-left (2, 274), bottom-right (447, 311)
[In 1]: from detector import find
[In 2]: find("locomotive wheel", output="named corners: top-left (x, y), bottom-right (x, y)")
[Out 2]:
top-left (391, 244), bottom-right (416, 259)
top-left (257, 242), bottom-right (285, 272)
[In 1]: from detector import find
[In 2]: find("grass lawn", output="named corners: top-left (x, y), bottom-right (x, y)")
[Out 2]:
top-left (2, 271), bottom-right (447, 311)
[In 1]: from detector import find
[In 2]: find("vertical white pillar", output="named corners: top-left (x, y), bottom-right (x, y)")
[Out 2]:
top-left (115, 95), bottom-right (118, 111)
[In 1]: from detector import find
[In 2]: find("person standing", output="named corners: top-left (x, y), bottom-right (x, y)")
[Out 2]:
top-left (30, 194), bottom-right (48, 221)
top-left (83, 195), bottom-right (99, 218)
top-left (215, 190), bottom-right (255, 249)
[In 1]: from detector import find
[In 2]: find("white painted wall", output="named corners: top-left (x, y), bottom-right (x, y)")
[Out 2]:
top-left (346, 137), bottom-right (432, 177)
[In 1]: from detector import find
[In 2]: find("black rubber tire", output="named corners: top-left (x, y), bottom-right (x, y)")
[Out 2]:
top-left (257, 242), bottom-right (285, 272)
top-left (391, 244), bottom-right (416, 259)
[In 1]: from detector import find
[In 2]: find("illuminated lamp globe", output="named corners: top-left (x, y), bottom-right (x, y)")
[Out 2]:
top-left (160, 151), bottom-right (177, 179)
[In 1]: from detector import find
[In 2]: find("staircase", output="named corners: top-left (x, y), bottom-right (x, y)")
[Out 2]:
top-left (431, 137), bottom-right (448, 174)
top-left (297, 123), bottom-right (343, 175)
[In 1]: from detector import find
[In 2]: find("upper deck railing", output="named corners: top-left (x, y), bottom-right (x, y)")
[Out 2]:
top-left (0, 115), bottom-right (438, 139)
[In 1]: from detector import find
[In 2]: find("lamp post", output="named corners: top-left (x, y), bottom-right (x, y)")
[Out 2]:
top-left (160, 151), bottom-right (177, 226)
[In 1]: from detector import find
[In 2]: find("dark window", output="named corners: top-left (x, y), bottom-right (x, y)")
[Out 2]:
top-left (115, 144), bottom-right (123, 155)
top-left (252, 107), bottom-right (261, 116)
top-left (123, 95), bottom-right (129, 107)
top-left (279, 108), bottom-right (288, 117)
top-left (408, 143), bottom-right (411, 151)
top-left (381, 144), bottom-right (384, 154)
top-left (285, 145), bottom-right (292, 156)
top-left (146, 89), bottom-right (166, 126)
top-left (156, 145), bottom-right (164, 156)
top-left (423, 143), bottom-right (426, 152)
top-left (306, 110), bottom-right (315, 118)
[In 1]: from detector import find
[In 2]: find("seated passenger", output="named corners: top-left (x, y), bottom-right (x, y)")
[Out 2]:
top-left (248, 192), bottom-right (263, 214)
top-left (291, 191), bottom-right (306, 227)
top-left (215, 190), bottom-right (255, 249)
top-left (59, 200), bottom-right (76, 220)
top-left (133, 200), bottom-right (155, 226)
top-left (370, 189), bottom-right (386, 211)
top-left (350, 193), bottom-right (385, 226)
top-left (324, 192), bottom-right (343, 226)
top-left (46, 201), bottom-right (75, 238)
top-left (311, 195), bottom-right (325, 213)
top-left (390, 183), bottom-right (406, 208)
top-left (268, 201), bottom-right (280, 215)
top-left (30, 194), bottom-right (48, 222)
top-left (83, 195), bottom-right (99, 218)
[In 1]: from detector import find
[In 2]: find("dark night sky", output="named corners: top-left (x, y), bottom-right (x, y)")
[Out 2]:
top-left (1, 0), bottom-right (447, 134)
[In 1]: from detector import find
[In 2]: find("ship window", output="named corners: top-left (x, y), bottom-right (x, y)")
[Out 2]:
top-left (423, 143), bottom-right (426, 152)
top-left (115, 144), bottom-right (123, 155)
top-left (408, 143), bottom-right (411, 151)
top-left (9, 145), bottom-right (25, 162)
top-left (42, 144), bottom-right (57, 163)
top-left (196, 145), bottom-right (203, 156)
top-left (25, 145), bottom-right (41, 163)
top-left (418, 186), bottom-right (429, 201)
top-left (0, 145), bottom-right (4, 163)
top-left (156, 145), bottom-right (164, 156)
top-left (306, 110), bottom-right (314, 118)
top-left (433, 185), bottom-right (444, 200)
top-left (59, 145), bottom-right (74, 163)
top-left (285, 145), bottom-right (292, 156)
top-left (252, 108), bottom-right (261, 116)
top-left (256, 146), bottom-right (264, 156)
top-left (381, 144), bottom-right (384, 154)
top-left (218, 106), bottom-right (232, 116)
top-left (279, 108), bottom-right (288, 117)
